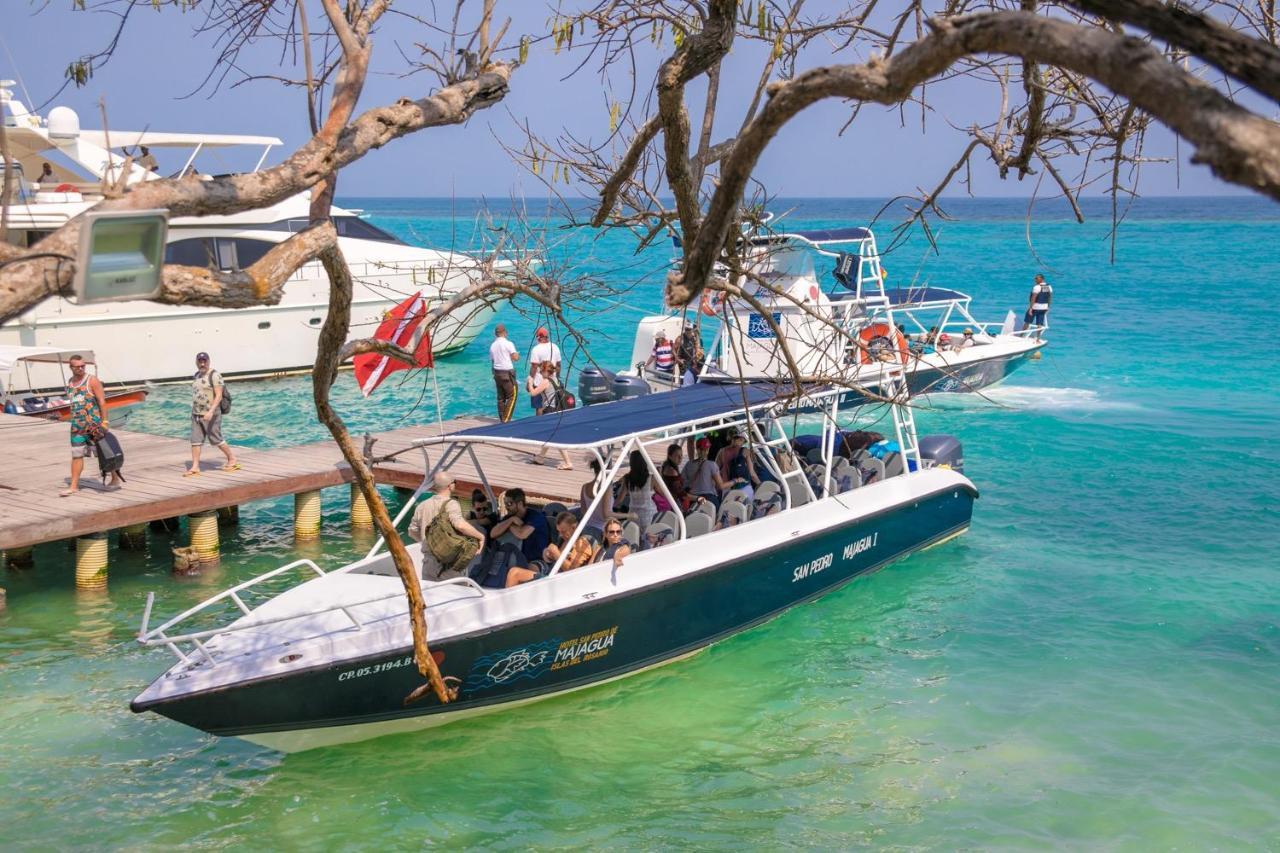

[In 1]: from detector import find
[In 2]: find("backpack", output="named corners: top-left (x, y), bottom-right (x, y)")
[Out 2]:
top-left (424, 499), bottom-right (475, 575)
top-left (93, 430), bottom-right (126, 483)
top-left (216, 373), bottom-right (232, 414)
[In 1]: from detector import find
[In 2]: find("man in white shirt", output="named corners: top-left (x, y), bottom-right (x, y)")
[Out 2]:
top-left (489, 324), bottom-right (519, 422)
top-left (1027, 274), bottom-right (1053, 328)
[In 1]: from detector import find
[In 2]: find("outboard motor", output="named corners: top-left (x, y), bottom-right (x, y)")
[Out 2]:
top-left (610, 374), bottom-right (651, 402)
top-left (918, 434), bottom-right (964, 473)
top-left (578, 366), bottom-right (616, 406)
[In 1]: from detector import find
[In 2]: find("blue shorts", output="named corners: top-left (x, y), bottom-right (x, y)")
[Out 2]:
top-left (530, 392), bottom-right (545, 410)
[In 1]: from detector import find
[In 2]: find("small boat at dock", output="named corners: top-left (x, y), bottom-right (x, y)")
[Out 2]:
top-left (131, 375), bottom-right (976, 752)
top-left (0, 345), bottom-right (147, 423)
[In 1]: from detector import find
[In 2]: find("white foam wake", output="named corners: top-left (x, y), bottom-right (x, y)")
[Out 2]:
top-left (920, 385), bottom-right (1139, 413)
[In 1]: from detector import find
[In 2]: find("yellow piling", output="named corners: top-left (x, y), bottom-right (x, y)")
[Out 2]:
top-left (189, 510), bottom-right (220, 557)
top-left (351, 484), bottom-right (374, 529)
top-left (75, 533), bottom-right (109, 590)
top-left (294, 490), bottom-right (322, 540)
top-left (217, 505), bottom-right (239, 527)
top-left (5, 547), bottom-right (34, 569)
top-left (118, 523), bottom-right (148, 551)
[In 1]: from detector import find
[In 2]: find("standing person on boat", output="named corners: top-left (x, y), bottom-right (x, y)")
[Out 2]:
top-left (1027, 274), bottom-right (1053, 328)
top-left (489, 324), bottom-right (519, 422)
top-left (527, 327), bottom-right (563, 413)
top-left (682, 437), bottom-right (729, 510)
top-left (36, 162), bottom-right (54, 184)
top-left (186, 352), bottom-right (239, 476)
top-left (676, 324), bottom-right (704, 386)
top-left (136, 146), bottom-right (159, 173)
top-left (623, 449), bottom-right (656, 530)
top-left (61, 354), bottom-right (122, 496)
top-left (408, 472), bottom-right (487, 580)
top-left (579, 459), bottom-right (616, 535)
top-left (643, 329), bottom-right (676, 377)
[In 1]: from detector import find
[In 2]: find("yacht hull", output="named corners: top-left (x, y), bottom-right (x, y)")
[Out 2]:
top-left (133, 483), bottom-right (974, 751)
top-left (0, 297), bottom-right (493, 384)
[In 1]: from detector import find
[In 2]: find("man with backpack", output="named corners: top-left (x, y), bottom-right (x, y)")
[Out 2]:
top-left (186, 351), bottom-right (239, 476)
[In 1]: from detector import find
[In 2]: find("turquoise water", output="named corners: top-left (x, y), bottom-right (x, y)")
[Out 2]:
top-left (2, 197), bottom-right (1278, 848)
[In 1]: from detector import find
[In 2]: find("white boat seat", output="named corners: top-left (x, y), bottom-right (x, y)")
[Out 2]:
top-left (805, 447), bottom-right (825, 465)
top-left (721, 487), bottom-right (751, 507)
top-left (788, 482), bottom-right (811, 507)
top-left (858, 457), bottom-right (886, 484)
top-left (643, 523), bottom-right (675, 549)
top-left (684, 512), bottom-right (712, 538)
top-left (752, 490), bottom-right (784, 518)
top-left (716, 500), bottom-right (749, 529)
top-left (652, 510), bottom-right (680, 531)
top-left (622, 520), bottom-right (642, 550)
top-left (755, 481), bottom-right (781, 502)
top-left (883, 452), bottom-right (905, 478)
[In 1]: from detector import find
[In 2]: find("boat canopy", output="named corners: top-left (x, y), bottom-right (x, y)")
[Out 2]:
top-left (430, 383), bottom-right (781, 449)
top-left (749, 226), bottom-right (873, 246)
top-left (0, 345), bottom-right (94, 373)
top-left (881, 286), bottom-right (971, 306)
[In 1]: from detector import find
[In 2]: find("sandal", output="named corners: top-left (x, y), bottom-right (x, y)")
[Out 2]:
top-left (221, 463), bottom-right (242, 472)
top-left (183, 468), bottom-right (201, 478)
top-left (59, 488), bottom-right (78, 497)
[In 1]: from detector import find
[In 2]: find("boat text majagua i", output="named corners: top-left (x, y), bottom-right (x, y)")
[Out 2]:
top-left (0, 83), bottom-right (496, 383)
top-left (132, 377), bottom-right (976, 752)
top-left (583, 225), bottom-right (1046, 405)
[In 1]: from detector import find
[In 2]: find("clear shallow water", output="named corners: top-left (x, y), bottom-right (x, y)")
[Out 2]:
top-left (2, 197), bottom-right (1278, 848)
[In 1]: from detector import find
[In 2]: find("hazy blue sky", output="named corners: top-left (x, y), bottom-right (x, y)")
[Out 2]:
top-left (2, 1), bottom-right (1249, 199)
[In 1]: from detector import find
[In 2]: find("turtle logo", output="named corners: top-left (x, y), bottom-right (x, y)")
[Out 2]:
top-left (487, 648), bottom-right (550, 684)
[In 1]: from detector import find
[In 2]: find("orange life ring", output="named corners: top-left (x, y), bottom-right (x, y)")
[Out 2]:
top-left (858, 322), bottom-right (910, 365)
top-left (700, 289), bottom-right (724, 317)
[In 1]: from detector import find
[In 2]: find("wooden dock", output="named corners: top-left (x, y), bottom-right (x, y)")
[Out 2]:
top-left (0, 413), bottom-right (596, 551)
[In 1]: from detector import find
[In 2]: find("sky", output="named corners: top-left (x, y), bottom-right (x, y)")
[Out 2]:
top-left (0, 1), bottom-right (1254, 200)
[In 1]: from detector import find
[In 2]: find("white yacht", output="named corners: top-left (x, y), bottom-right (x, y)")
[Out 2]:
top-left (0, 83), bottom-right (496, 383)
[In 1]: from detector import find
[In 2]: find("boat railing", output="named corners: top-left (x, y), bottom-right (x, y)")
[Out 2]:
top-left (136, 557), bottom-right (485, 667)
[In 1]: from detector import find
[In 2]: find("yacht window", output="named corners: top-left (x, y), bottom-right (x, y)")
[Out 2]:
top-left (233, 238), bottom-right (274, 268)
top-left (165, 238), bottom-right (215, 267)
top-left (214, 238), bottom-right (238, 272)
top-left (257, 321), bottom-right (271, 330)
top-left (308, 317), bottom-right (322, 326)
top-left (333, 216), bottom-right (402, 243)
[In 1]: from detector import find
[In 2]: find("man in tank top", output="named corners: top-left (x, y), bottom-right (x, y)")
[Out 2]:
top-left (61, 354), bottom-right (121, 496)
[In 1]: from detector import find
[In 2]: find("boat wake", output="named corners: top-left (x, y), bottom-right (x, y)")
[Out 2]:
top-left (919, 385), bottom-right (1139, 413)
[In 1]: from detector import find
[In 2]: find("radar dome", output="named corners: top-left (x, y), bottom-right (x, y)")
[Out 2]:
top-left (47, 106), bottom-right (81, 139)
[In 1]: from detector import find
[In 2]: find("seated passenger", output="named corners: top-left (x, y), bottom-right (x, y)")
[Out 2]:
top-left (953, 328), bottom-right (975, 350)
top-left (467, 489), bottom-right (498, 532)
top-left (657, 443), bottom-right (695, 513)
top-left (717, 432), bottom-right (759, 499)
top-left (489, 488), bottom-right (550, 568)
top-left (407, 471), bottom-right (487, 581)
top-left (683, 437), bottom-right (729, 508)
top-left (598, 521), bottom-right (631, 568)
top-left (542, 511), bottom-right (596, 572)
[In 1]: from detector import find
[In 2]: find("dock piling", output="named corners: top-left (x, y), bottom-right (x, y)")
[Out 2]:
top-left (294, 490), bottom-right (322, 539)
top-left (350, 485), bottom-right (373, 529)
top-left (188, 510), bottom-right (220, 558)
top-left (5, 547), bottom-right (35, 570)
top-left (75, 532), bottom-right (109, 590)
top-left (118, 523), bottom-right (148, 551)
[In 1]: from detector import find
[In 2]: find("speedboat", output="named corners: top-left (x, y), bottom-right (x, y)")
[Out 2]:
top-left (0, 345), bottom-right (147, 423)
top-left (581, 225), bottom-right (1045, 404)
top-left (131, 373), bottom-right (976, 752)
top-left (0, 83), bottom-right (497, 383)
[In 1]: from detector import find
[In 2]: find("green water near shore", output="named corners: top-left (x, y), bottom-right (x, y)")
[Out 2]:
top-left (1, 197), bottom-right (1278, 848)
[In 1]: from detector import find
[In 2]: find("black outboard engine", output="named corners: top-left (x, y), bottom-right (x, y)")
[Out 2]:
top-left (578, 366), bottom-right (616, 406)
top-left (610, 374), bottom-right (651, 402)
top-left (918, 434), bottom-right (964, 473)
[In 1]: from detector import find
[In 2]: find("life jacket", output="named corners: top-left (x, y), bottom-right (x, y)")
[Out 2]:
top-left (1032, 282), bottom-right (1052, 307)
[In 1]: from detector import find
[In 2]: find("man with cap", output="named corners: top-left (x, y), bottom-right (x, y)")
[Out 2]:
top-left (644, 328), bottom-right (676, 376)
top-left (527, 326), bottom-right (563, 414)
top-left (408, 471), bottom-right (487, 580)
top-left (489, 324), bottom-right (519, 422)
top-left (186, 351), bottom-right (239, 476)
top-left (953, 328), bottom-right (976, 350)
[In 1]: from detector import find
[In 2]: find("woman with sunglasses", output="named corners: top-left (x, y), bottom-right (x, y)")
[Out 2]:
top-left (598, 522), bottom-right (631, 569)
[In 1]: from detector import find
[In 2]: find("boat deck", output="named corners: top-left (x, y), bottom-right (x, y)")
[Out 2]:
top-left (0, 413), bottom-right (596, 551)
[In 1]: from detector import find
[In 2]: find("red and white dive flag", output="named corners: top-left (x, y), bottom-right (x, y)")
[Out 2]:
top-left (353, 291), bottom-right (435, 397)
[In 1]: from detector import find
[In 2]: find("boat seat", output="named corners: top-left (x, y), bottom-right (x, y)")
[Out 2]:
top-left (684, 512), bottom-right (713, 538)
top-left (722, 487), bottom-right (751, 507)
top-left (643, 523), bottom-right (675, 549)
top-left (716, 500), bottom-right (749, 529)
top-left (788, 483), bottom-right (811, 507)
top-left (752, 490), bottom-right (784, 518)
top-left (622, 520), bottom-right (642, 550)
top-left (652, 510), bottom-right (680, 531)
top-left (805, 447), bottom-right (825, 465)
top-left (543, 501), bottom-right (569, 519)
top-left (755, 481), bottom-right (781, 502)
top-left (883, 452), bottom-right (905, 478)
top-left (857, 457), bottom-right (886, 484)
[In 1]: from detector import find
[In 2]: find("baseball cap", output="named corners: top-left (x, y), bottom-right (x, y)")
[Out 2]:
top-left (696, 437), bottom-right (711, 449)
top-left (195, 351), bottom-right (210, 361)
top-left (535, 327), bottom-right (549, 339)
